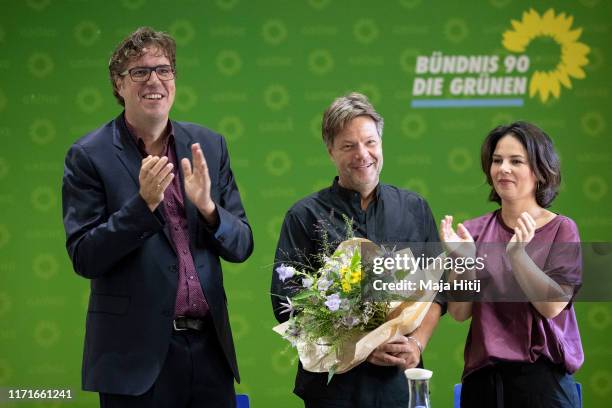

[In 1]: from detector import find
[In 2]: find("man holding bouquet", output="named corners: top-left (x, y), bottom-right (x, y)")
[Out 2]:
top-left (271, 92), bottom-right (444, 407)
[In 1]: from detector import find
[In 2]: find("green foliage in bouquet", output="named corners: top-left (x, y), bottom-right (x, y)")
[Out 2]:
top-left (275, 216), bottom-right (389, 379)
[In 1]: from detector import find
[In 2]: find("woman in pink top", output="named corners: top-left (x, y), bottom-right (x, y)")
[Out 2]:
top-left (440, 122), bottom-right (583, 408)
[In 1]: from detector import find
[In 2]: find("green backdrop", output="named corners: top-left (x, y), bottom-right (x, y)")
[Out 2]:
top-left (1, 0), bottom-right (611, 406)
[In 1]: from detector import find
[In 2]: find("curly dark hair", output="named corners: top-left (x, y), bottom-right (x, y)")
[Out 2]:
top-left (481, 121), bottom-right (561, 208)
top-left (108, 27), bottom-right (176, 106)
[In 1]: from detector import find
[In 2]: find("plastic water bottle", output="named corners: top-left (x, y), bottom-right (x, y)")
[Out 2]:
top-left (404, 368), bottom-right (432, 408)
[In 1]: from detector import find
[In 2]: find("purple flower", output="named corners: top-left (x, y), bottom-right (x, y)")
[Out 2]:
top-left (302, 277), bottom-right (314, 288)
top-left (276, 264), bottom-right (295, 282)
top-left (324, 293), bottom-right (341, 311)
top-left (317, 278), bottom-right (332, 291)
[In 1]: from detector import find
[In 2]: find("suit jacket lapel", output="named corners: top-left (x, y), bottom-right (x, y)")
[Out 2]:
top-left (113, 115), bottom-right (143, 187)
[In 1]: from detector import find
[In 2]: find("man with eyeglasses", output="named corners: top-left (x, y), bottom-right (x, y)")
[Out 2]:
top-left (62, 27), bottom-right (253, 407)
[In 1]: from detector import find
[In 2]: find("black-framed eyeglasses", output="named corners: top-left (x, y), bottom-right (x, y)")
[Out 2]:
top-left (119, 65), bottom-right (175, 82)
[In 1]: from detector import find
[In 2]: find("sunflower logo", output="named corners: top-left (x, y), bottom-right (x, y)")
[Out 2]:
top-left (502, 9), bottom-right (590, 103)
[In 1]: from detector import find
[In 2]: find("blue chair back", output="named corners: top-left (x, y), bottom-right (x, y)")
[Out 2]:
top-left (453, 383), bottom-right (461, 408)
top-left (453, 382), bottom-right (582, 407)
top-left (236, 394), bottom-right (250, 408)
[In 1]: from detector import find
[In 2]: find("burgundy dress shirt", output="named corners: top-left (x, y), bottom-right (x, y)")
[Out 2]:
top-left (126, 118), bottom-right (209, 318)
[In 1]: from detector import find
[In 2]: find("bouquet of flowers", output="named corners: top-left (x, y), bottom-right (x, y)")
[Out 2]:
top-left (273, 237), bottom-right (444, 380)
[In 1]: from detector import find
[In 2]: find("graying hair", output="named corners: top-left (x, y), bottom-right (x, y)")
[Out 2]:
top-left (321, 92), bottom-right (384, 147)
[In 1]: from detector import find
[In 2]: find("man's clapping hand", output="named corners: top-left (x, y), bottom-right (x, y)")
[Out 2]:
top-left (139, 155), bottom-right (174, 212)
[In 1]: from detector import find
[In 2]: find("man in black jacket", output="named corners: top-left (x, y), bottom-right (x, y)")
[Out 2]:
top-left (272, 93), bottom-right (443, 408)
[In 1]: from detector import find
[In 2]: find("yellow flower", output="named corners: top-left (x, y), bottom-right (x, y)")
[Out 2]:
top-left (341, 279), bottom-right (351, 293)
top-left (503, 8), bottom-right (590, 102)
top-left (349, 268), bottom-right (362, 284)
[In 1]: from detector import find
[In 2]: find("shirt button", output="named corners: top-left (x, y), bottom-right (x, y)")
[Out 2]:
top-left (182, 249), bottom-right (188, 254)
top-left (192, 304), bottom-right (196, 308)
top-left (189, 276), bottom-right (194, 280)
